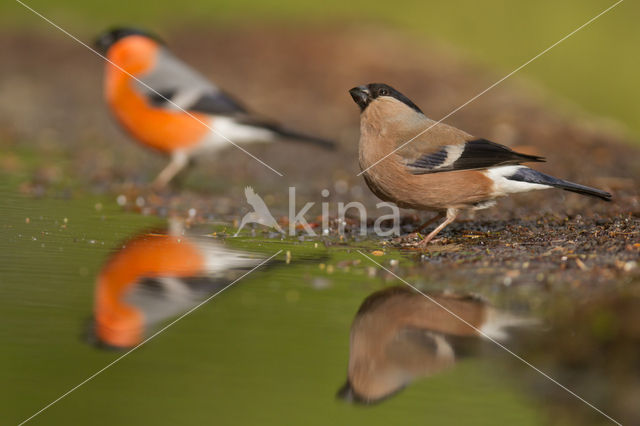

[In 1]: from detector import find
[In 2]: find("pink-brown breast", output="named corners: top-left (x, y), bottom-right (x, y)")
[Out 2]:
top-left (358, 100), bottom-right (494, 210)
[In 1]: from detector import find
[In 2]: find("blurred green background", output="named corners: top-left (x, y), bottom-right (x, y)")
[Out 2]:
top-left (2, 2), bottom-right (638, 424)
top-left (3, 0), bottom-right (638, 138)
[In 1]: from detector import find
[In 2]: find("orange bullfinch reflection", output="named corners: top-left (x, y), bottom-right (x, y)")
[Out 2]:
top-left (90, 230), bottom-right (265, 349)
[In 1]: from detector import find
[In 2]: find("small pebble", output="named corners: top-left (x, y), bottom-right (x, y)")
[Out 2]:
top-left (311, 277), bottom-right (331, 290)
top-left (334, 180), bottom-right (349, 195)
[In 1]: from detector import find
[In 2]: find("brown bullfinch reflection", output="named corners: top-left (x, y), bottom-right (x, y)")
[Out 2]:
top-left (88, 229), bottom-right (265, 349)
top-left (337, 286), bottom-right (536, 404)
top-left (349, 83), bottom-right (612, 246)
top-left (95, 28), bottom-right (334, 188)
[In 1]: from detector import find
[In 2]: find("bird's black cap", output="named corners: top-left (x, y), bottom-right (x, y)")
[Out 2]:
top-left (349, 83), bottom-right (423, 114)
top-left (94, 27), bottom-right (163, 54)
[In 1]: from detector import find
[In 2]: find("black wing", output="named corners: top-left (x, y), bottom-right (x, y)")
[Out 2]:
top-left (188, 91), bottom-right (248, 115)
top-left (407, 139), bottom-right (545, 174)
top-left (147, 90), bottom-right (248, 116)
top-left (147, 90), bottom-right (176, 107)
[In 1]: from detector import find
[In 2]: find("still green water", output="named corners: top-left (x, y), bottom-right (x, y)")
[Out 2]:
top-left (0, 181), bottom-right (544, 425)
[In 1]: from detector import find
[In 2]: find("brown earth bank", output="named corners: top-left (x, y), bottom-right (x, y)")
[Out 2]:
top-left (1, 25), bottom-right (638, 290)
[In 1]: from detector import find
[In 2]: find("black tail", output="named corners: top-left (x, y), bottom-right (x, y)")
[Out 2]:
top-left (271, 126), bottom-right (336, 150)
top-left (237, 117), bottom-right (336, 149)
top-left (508, 168), bottom-right (612, 201)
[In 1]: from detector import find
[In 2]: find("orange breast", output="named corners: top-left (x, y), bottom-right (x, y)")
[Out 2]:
top-left (94, 234), bottom-right (205, 347)
top-left (104, 38), bottom-right (211, 153)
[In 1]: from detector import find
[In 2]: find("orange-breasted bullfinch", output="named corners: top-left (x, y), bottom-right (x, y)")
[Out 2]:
top-left (337, 286), bottom-right (535, 404)
top-left (349, 83), bottom-right (612, 246)
top-left (94, 27), bottom-right (335, 188)
top-left (89, 230), bottom-right (265, 349)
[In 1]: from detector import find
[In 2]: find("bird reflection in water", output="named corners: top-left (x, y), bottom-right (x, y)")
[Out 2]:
top-left (87, 228), bottom-right (266, 349)
top-left (338, 286), bottom-right (535, 404)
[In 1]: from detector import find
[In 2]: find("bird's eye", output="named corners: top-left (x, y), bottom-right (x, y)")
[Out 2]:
top-left (379, 88), bottom-right (388, 96)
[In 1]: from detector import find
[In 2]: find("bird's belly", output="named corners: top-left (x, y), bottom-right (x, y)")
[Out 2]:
top-left (108, 83), bottom-right (210, 153)
top-left (363, 168), bottom-right (494, 211)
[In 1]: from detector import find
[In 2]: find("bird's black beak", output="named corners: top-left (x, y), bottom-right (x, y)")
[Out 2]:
top-left (336, 380), bottom-right (355, 402)
top-left (336, 380), bottom-right (375, 404)
top-left (349, 86), bottom-right (371, 111)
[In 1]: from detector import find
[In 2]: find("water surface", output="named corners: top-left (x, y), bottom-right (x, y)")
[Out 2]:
top-left (1, 183), bottom-right (546, 425)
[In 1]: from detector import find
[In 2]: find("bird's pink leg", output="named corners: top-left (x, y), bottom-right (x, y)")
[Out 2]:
top-left (152, 151), bottom-right (189, 189)
top-left (417, 208), bottom-right (458, 247)
top-left (416, 211), bottom-right (445, 233)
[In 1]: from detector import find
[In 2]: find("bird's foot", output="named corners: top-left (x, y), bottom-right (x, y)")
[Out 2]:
top-left (151, 178), bottom-right (169, 192)
top-left (416, 235), bottom-right (436, 248)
